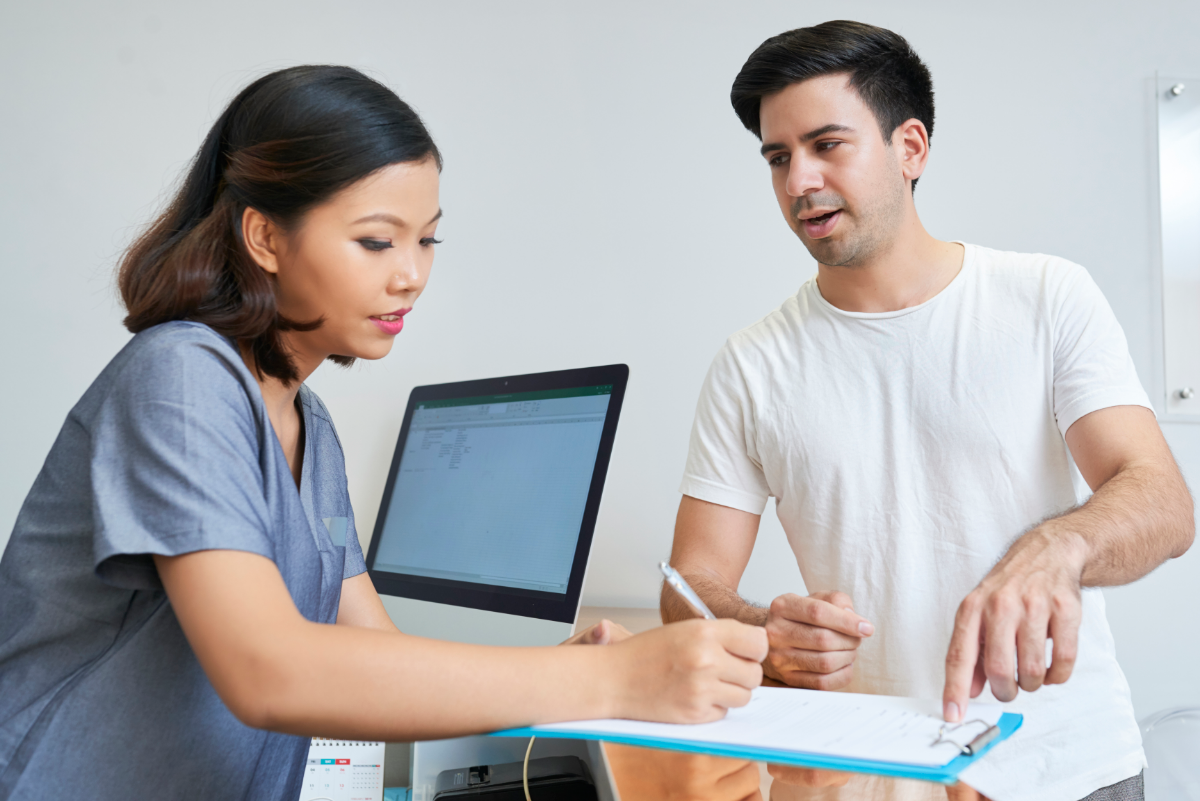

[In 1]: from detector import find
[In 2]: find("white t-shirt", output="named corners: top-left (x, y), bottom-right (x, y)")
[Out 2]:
top-left (681, 244), bottom-right (1150, 801)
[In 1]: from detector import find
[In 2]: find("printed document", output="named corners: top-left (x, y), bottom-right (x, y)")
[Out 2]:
top-left (530, 687), bottom-right (1004, 767)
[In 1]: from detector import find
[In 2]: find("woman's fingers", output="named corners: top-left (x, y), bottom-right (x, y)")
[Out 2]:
top-left (559, 619), bottom-right (635, 646)
top-left (711, 619), bottom-right (770, 663)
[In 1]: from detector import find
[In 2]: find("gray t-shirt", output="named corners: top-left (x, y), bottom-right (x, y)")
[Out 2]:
top-left (0, 321), bottom-right (367, 799)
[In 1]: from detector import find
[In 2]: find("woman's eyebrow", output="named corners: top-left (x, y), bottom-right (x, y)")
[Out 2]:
top-left (352, 212), bottom-right (406, 226)
top-left (352, 209), bottom-right (443, 226)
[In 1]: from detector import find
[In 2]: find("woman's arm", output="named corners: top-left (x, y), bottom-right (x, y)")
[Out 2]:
top-left (155, 550), bottom-right (767, 741)
top-left (335, 571), bottom-right (632, 645)
top-left (336, 572), bottom-right (401, 633)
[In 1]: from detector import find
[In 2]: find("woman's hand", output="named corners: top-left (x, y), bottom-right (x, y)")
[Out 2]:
top-left (560, 619), bottom-right (633, 646)
top-left (608, 619), bottom-right (768, 723)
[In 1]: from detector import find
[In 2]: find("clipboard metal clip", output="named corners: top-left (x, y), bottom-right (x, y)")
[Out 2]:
top-left (932, 719), bottom-right (1002, 756)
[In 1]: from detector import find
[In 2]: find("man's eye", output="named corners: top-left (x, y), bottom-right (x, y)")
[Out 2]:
top-left (768, 154), bottom-right (788, 167)
top-left (420, 237), bottom-right (443, 247)
top-left (817, 141), bottom-right (840, 152)
top-left (358, 238), bottom-right (393, 252)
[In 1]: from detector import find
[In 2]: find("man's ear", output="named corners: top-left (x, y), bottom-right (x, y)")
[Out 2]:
top-left (241, 206), bottom-right (282, 276)
top-left (893, 118), bottom-right (930, 186)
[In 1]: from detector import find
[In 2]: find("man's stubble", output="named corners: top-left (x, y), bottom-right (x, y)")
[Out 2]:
top-left (788, 164), bottom-right (909, 270)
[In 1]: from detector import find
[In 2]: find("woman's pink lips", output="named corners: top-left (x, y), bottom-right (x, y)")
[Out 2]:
top-left (370, 308), bottom-right (410, 336)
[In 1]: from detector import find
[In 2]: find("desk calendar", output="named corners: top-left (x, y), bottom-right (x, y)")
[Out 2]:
top-left (298, 738), bottom-right (385, 801)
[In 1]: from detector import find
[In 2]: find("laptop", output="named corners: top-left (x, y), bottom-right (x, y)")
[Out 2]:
top-left (365, 364), bottom-right (629, 646)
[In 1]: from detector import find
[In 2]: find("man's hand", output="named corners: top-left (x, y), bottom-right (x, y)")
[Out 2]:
top-left (943, 406), bottom-right (1196, 723)
top-left (605, 743), bottom-right (763, 801)
top-left (767, 763), bottom-right (851, 789)
top-left (763, 592), bottom-right (874, 690)
top-left (942, 526), bottom-right (1085, 722)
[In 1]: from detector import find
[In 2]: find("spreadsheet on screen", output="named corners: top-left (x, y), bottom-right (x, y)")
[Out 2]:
top-left (372, 386), bottom-right (611, 593)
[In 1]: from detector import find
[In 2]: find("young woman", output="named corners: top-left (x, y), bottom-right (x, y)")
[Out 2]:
top-left (0, 66), bottom-right (767, 799)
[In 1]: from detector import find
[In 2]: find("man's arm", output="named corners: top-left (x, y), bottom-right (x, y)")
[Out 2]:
top-left (662, 496), bottom-right (767, 626)
top-left (665, 495), bottom-right (873, 690)
top-left (943, 405), bottom-right (1194, 721)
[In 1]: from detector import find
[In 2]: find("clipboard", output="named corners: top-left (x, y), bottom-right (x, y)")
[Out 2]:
top-left (491, 705), bottom-right (1022, 785)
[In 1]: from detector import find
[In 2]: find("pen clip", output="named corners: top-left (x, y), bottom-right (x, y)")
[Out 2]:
top-left (932, 720), bottom-right (1000, 756)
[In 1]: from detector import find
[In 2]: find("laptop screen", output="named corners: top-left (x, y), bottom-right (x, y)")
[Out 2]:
top-left (371, 385), bottom-right (611, 594)
top-left (365, 365), bottom-right (628, 623)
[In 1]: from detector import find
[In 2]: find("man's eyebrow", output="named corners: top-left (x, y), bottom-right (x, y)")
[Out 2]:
top-left (800, 123), bottom-right (855, 143)
top-left (760, 124), bottom-right (857, 156)
top-left (352, 209), bottom-right (444, 226)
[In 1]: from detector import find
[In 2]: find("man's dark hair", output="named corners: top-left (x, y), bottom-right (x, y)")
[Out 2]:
top-left (731, 20), bottom-right (934, 190)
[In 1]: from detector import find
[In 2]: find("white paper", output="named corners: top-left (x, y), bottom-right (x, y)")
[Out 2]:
top-left (531, 688), bottom-right (1004, 767)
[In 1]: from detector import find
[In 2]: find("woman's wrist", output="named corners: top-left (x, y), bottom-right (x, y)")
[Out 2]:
top-left (590, 640), bottom-right (631, 720)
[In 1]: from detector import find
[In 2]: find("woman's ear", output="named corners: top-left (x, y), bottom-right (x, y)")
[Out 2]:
top-left (241, 207), bottom-right (282, 275)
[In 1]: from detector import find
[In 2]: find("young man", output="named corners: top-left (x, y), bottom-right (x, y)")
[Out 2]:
top-left (663, 20), bottom-right (1194, 801)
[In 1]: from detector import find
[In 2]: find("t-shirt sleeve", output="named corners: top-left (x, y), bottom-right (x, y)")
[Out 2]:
top-left (1051, 263), bottom-right (1154, 437)
top-left (89, 337), bottom-right (275, 590)
top-left (679, 341), bottom-right (772, 515)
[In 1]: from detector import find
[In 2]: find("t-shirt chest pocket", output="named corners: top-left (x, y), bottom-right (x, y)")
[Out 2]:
top-left (321, 516), bottom-right (348, 548)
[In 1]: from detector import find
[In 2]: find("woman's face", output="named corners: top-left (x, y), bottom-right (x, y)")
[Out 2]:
top-left (252, 158), bottom-right (442, 369)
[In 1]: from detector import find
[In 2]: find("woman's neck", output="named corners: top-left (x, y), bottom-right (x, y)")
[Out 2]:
top-left (241, 341), bottom-right (322, 487)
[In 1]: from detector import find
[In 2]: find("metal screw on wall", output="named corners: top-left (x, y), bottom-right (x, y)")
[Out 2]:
top-left (1178, 387), bottom-right (1195, 400)
top-left (1170, 83), bottom-right (1186, 96)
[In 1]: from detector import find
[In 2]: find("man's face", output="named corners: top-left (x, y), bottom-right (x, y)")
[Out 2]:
top-left (759, 74), bottom-right (910, 268)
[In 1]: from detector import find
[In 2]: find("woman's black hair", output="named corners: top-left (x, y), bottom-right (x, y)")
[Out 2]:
top-left (730, 20), bottom-right (934, 191)
top-left (118, 65), bottom-right (441, 382)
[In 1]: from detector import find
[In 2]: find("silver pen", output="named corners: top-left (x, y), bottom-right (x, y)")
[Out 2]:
top-left (659, 562), bottom-right (717, 620)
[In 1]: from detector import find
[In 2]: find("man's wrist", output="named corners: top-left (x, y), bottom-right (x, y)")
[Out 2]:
top-left (1023, 521), bottom-right (1090, 576)
top-left (738, 605), bottom-right (769, 627)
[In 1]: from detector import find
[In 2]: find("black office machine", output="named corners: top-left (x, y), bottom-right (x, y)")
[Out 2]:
top-left (432, 756), bottom-right (598, 800)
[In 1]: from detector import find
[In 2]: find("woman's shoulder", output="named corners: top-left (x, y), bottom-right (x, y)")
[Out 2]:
top-left (298, 384), bottom-right (345, 455)
top-left (122, 319), bottom-right (240, 358)
top-left (111, 321), bottom-right (251, 384)
top-left (75, 321), bottom-right (260, 426)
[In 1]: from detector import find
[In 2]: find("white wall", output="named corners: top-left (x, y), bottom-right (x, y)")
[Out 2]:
top-left (2, 0), bottom-right (1198, 719)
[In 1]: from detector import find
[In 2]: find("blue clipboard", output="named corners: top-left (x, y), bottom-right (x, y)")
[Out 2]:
top-left (492, 712), bottom-right (1022, 785)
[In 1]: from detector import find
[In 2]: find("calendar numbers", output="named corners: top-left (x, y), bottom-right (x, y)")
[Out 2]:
top-left (299, 739), bottom-right (384, 801)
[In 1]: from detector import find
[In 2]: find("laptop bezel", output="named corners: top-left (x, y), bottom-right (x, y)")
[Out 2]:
top-left (365, 364), bottom-right (629, 624)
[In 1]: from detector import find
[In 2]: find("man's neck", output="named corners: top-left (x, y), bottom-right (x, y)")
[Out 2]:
top-left (814, 217), bottom-right (964, 314)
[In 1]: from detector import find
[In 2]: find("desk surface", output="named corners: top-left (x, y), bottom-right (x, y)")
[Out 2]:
top-left (580, 608), bottom-right (992, 801)
top-left (604, 742), bottom-right (991, 801)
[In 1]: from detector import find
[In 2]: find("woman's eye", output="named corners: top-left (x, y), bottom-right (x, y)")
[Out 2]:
top-left (420, 237), bottom-right (443, 247)
top-left (358, 238), bottom-right (393, 252)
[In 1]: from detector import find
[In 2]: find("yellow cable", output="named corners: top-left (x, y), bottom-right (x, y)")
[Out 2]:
top-left (523, 735), bottom-right (536, 801)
